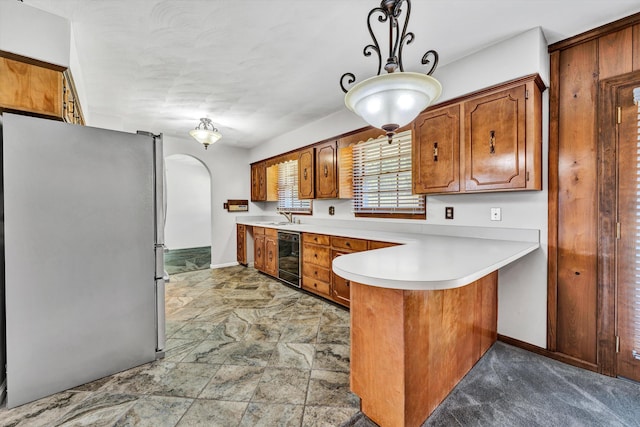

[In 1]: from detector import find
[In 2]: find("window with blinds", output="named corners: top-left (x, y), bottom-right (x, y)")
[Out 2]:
top-left (352, 130), bottom-right (425, 216)
top-left (277, 160), bottom-right (312, 214)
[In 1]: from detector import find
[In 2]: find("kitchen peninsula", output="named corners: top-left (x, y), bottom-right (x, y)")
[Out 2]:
top-left (236, 217), bottom-right (538, 427)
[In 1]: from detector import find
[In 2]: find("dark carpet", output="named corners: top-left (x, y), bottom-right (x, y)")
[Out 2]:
top-left (340, 341), bottom-right (640, 427)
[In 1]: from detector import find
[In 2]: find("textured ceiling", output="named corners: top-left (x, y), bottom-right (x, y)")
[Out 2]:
top-left (22, 0), bottom-right (640, 148)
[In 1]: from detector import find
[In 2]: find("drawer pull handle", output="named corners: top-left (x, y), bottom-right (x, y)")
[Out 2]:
top-left (346, 280), bottom-right (350, 287)
top-left (346, 242), bottom-right (351, 247)
top-left (324, 164), bottom-right (328, 177)
top-left (314, 254), bottom-right (318, 258)
top-left (489, 130), bottom-right (496, 154)
top-left (304, 168), bottom-right (308, 179)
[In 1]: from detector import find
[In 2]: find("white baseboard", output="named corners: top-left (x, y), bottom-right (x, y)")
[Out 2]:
top-left (210, 261), bottom-right (240, 269)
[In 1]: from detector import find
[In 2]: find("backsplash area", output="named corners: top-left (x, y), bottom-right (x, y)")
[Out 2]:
top-left (164, 246), bottom-right (211, 274)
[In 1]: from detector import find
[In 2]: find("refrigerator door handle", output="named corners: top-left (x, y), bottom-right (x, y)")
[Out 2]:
top-left (155, 278), bottom-right (166, 355)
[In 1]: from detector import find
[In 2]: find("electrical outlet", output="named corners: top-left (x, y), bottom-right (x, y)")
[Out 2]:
top-left (490, 207), bottom-right (502, 221)
top-left (329, 206), bottom-right (335, 216)
top-left (445, 206), bottom-right (454, 220)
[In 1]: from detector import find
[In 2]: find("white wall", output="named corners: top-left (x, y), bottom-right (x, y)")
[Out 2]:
top-left (0, 1), bottom-right (69, 67)
top-left (164, 154), bottom-right (211, 250)
top-left (247, 28), bottom-right (550, 348)
top-left (163, 136), bottom-right (253, 268)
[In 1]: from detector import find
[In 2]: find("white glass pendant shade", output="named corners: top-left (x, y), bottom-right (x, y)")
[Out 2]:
top-left (345, 72), bottom-right (442, 132)
top-left (189, 127), bottom-right (222, 149)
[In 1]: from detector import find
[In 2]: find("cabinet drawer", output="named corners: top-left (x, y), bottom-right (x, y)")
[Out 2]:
top-left (368, 240), bottom-right (399, 250)
top-left (302, 263), bottom-right (331, 283)
top-left (253, 226), bottom-right (265, 235)
top-left (265, 227), bottom-right (278, 237)
top-left (302, 276), bottom-right (331, 296)
top-left (331, 236), bottom-right (367, 252)
top-left (302, 243), bottom-right (331, 267)
top-left (303, 233), bottom-right (330, 246)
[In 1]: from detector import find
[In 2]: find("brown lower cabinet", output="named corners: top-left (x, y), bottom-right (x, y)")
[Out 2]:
top-left (302, 233), bottom-right (332, 299)
top-left (264, 231), bottom-right (278, 277)
top-left (239, 226), bottom-right (400, 307)
top-left (254, 233), bottom-right (265, 272)
top-left (253, 227), bottom-right (277, 276)
top-left (237, 224), bottom-right (247, 266)
top-left (302, 233), bottom-right (397, 307)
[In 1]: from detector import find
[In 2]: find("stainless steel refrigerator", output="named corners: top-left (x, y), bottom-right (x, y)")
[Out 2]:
top-left (0, 113), bottom-right (166, 408)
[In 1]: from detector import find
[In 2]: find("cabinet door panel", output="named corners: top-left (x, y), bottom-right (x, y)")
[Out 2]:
top-left (265, 236), bottom-right (278, 277)
top-left (331, 250), bottom-right (351, 307)
top-left (413, 105), bottom-right (460, 194)
top-left (302, 276), bottom-right (331, 297)
top-left (298, 147), bottom-right (315, 199)
top-left (0, 57), bottom-right (63, 119)
top-left (303, 233), bottom-right (330, 246)
top-left (251, 162), bottom-right (267, 201)
top-left (331, 236), bottom-right (367, 252)
top-left (237, 224), bottom-right (246, 265)
top-left (316, 141), bottom-right (338, 198)
top-left (464, 85), bottom-right (526, 191)
top-left (302, 243), bottom-right (331, 267)
top-left (254, 235), bottom-right (265, 271)
top-left (302, 263), bottom-right (331, 283)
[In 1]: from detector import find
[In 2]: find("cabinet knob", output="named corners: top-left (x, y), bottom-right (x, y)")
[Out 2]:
top-left (489, 130), bottom-right (496, 154)
top-left (346, 280), bottom-right (350, 287)
top-left (433, 142), bottom-right (438, 162)
top-left (346, 242), bottom-right (351, 247)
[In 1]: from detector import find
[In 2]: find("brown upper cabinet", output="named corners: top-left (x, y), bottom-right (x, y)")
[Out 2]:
top-left (412, 74), bottom-right (544, 195)
top-left (315, 140), bottom-right (339, 198)
top-left (0, 56), bottom-right (63, 120)
top-left (413, 104), bottom-right (461, 194)
top-left (251, 161), bottom-right (267, 201)
top-left (465, 84), bottom-right (526, 191)
top-left (298, 147), bottom-right (315, 199)
top-left (0, 56), bottom-right (85, 125)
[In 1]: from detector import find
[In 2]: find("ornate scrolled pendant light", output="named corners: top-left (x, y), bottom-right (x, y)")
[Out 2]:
top-left (340, 0), bottom-right (442, 139)
top-left (189, 117), bottom-right (222, 149)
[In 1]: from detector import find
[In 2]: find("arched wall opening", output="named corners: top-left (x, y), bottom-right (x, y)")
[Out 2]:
top-left (164, 153), bottom-right (212, 273)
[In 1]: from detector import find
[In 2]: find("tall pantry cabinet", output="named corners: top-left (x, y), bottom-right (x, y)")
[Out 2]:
top-left (548, 12), bottom-right (640, 377)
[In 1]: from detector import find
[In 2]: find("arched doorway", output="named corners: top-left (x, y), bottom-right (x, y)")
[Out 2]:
top-left (164, 154), bottom-right (212, 274)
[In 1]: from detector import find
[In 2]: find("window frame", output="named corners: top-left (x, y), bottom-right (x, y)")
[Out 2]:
top-left (351, 130), bottom-right (425, 220)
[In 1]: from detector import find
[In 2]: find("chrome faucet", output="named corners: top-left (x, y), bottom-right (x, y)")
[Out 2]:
top-left (278, 210), bottom-right (294, 223)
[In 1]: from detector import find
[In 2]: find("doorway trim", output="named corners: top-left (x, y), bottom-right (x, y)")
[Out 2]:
top-left (597, 69), bottom-right (640, 376)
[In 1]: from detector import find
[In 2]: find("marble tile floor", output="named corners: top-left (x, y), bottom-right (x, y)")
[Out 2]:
top-left (0, 266), bottom-right (359, 427)
top-left (341, 341), bottom-right (640, 427)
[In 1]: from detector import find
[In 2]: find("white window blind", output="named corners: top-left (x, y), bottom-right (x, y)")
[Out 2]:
top-left (277, 160), bottom-right (312, 214)
top-left (352, 130), bottom-right (425, 214)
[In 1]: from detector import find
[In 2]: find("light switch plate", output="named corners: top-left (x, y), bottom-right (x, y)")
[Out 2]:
top-left (490, 207), bottom-right (502, 221)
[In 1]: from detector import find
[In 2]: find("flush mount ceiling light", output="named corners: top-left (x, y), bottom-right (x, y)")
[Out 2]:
top-left (189, 118), bottom-right (222, 149)
top-left (340, 0), bottom-right (442, 139)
